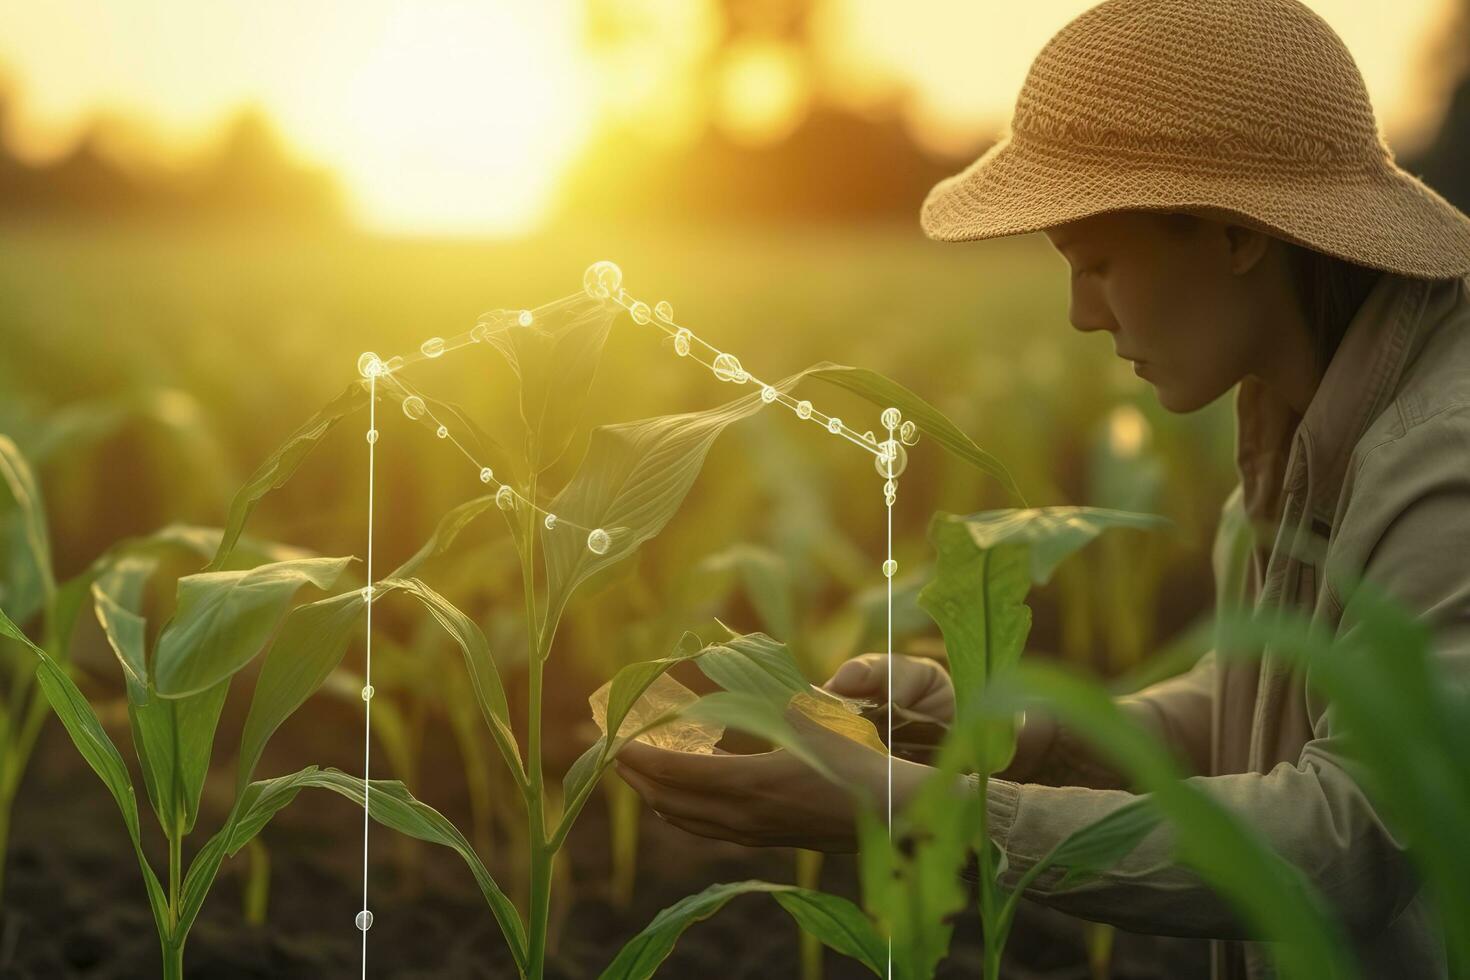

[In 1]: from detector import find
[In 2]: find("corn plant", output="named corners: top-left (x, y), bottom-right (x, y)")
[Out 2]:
top-left (238, 278), bottom-right (1029, 979)
top-left (0, 435), bottom-right (65, 903)
top-left (0, 515), bottom-right (360, 978)
top-left (603, 505), bottom-right (1370, 979)
top-left (1215, 576), bottom-right (1470, 975)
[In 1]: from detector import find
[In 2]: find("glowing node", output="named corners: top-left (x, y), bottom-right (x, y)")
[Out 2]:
top-left (544, 513), bottom-right (558, 530)
top-left (876, 440), bottom-right (908, 478)
top-left (796, 400), bottom-right (813, 419)
top-left (360, 586), bottom-right (374, 602)
top-left (655, 300), bottom-right (673, 321)
top-left (365, 429), bottom-right (378, 445)
top-left (357, 352), bottom-right (383, 378)
top-left (760, 385), bottom-right (777, 403)
top-left (421, 337), bottom-right (446, 358)
top-left (584, 261), bottom-right (623, 300)
top-left (674, 329), bottom-right (692, 357)
top-left (883, 559), bottom-right (897, 578)
top-left (517, 309), bottom-right (534, 327)
top-left (479, 467), bottom-right (493, 483)
top-left (361, 685), bottom-right (374, 700)
top-left (630, 301), bottom-right (652, 325)
top-left (881, 407), bottom-right (902, 430)
top-left (900, 420), bottom-right (919, 446)
top-left (496, 486), bottom-right (515, 510)
top-left (712, 352), bottom-right (746, 383)
top-left (436, 425), bottom-right (449, 439)
top-left (587, 528), bottom-right (611, 555)
top-left (827, 417), bottom-right (842, 434)
top-left (356, 910), bottom-right (374, 932)
top-left (402, 396), bottom-right (427, 421)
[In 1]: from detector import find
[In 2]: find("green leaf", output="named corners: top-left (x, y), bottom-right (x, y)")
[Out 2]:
top-left (599, 880), bottom-right (885, 979)
top-left (984, 664), bottom-right (1359, 980)
top-left (1032, 797), bottom-right (1162, 890)
top-left (0, 434), bottom-right (54, 627)
top-left (601, 631), bottom-right (704, 746)
top-left (236, 578), bottom-right (524, 797)
top-left (207, 382), bottom-right (366, 572)
top-left (693, 630), bottom-right (810, 703)
top-left (1217, 595), bottom-right (1470, 963)
top-left (541, 360), bottom-right (1020, 636)
top-left (917, 507), bottom-right (1167, 770)
top-left (948, 506), bottom-right (1170, 587)
top-left (857, 739), bottom-right (982, 980)
top-left (540, 383), bottom-right (788, 634)
top-left (300, 768), bottom-right (528, 974)
top-left (153, 555), bottom-right (353, 697)
top-left (90, 557), bottom-right (153, 701)
top-left (0, 604), bottom-right (169, 931)
top-left (130, 679), bottom-right (231, 837)
top-left (175, 764), bottom-right (327, 937)
top-left (917, 514), bottom-right (1031, 754)
top-left (379, 577), bottom-right (524, 787)
top-left (481, 292), bottom-right (616, 474)
top-left (801, 362), bottom-right (1023, 505)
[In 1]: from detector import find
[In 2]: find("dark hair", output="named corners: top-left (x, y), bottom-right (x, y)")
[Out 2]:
top-left (1283, 243), bottom-right (1382, 373)
top-left (1155, 211), bottom-right (1382, 373)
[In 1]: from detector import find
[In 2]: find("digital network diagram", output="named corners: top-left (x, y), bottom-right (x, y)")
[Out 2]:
top-left (350, 260), bottom-right (921, 975)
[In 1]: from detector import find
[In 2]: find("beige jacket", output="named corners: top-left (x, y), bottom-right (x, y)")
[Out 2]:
top-left (985, 271), bottom-right (1470, 979)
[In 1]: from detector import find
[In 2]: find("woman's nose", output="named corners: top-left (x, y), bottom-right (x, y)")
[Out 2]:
top-left (1068, 300), bottom-right (1116, 335)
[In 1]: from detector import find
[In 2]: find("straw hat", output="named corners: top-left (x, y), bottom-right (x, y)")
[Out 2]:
top-left (920, 0), bottom-right (1470, 279)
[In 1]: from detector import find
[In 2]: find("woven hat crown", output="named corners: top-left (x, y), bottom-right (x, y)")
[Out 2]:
top-left (920, 0), bottom-right (1470, 278)
top-left (1013, 0), bottom-right (1386, 175)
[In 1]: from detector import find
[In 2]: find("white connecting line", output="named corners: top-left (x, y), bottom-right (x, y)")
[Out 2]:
top-left (359, 371), bottom-right (377, 977)
top-left (352, 261), bottom-right (919, 978)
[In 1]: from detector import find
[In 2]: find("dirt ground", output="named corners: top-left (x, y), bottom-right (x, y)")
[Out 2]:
top-left (0, 703), bottom-right (1210, 980)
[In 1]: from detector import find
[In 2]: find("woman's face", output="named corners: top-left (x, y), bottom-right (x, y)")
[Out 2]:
top-left (1043, 211), bottom-right (1277, 413)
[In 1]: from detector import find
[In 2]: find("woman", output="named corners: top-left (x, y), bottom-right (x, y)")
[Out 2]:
top-left (615, 0), bottom-right (1470, 976)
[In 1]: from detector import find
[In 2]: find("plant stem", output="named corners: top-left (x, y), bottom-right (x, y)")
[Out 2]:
top-left (162, 941), bottom-right (184, 980)
top-left (521, 460), bottom-right (551, 980)
top-left (168, 825), bottom-right (181, 930)
top-left (978, 772), bottom-right (1003, 980)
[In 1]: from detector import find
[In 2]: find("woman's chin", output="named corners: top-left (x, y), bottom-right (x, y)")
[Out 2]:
top-left (1152, 378), bottom-right (1225, 414)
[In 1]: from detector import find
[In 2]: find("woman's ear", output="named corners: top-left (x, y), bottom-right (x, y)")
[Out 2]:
top-left (1224, 223), bottom-right (1272, 275)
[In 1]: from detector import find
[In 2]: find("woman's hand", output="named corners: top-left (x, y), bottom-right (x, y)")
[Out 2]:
top-left (824, 652), bottom-right (954, 723)
top-left (614, 720), bottom-right (940, 853)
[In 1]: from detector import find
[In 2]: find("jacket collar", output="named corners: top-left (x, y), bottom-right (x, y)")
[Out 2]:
top-left (1233, 272), bottom-right (1449, 532)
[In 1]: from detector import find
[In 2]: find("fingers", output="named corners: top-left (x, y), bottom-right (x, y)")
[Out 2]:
top-left (615, 760), bottom-right (739, 826)
top-left (822, 654), bottom-right (883, 695)
top-left (824, 653), bottom-right (938, 710)
top-left (615, 740), bottom-right (749, 793)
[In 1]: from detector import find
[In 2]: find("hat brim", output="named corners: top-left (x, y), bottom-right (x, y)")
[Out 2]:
top-left (921, 134), bottom-right (1470, 280)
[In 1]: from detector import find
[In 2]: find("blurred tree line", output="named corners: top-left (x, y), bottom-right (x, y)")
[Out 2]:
top-left (0, 96), bottom-right (342, 225)
top-left (1403, 0), bottom-right (1470, 211)
top-left (0, 0), bottom-right (1465, 230)
top-left (561, 0), bottom-right (1470, 225)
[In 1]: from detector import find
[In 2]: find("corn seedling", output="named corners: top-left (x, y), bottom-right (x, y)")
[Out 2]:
top-left (290, 260), bottom-right (1022, 979)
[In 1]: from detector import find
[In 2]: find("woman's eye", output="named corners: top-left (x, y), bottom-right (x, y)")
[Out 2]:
top-left (1074, 261), bottom-right (1108, 280)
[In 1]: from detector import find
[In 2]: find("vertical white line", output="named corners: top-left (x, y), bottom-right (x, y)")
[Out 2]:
top-left (361, 372), bottom-right (375, 979)
top-left (886, 484), bottom-right (893, 980)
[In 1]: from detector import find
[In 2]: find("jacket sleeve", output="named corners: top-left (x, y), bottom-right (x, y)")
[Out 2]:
top-left (979, 414), bottom-right (1470, 939)
top-left (1000, 652), bottom-right (1216, 789)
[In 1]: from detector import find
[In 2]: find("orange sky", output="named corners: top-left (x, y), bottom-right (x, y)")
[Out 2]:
top-left (0, 0), bottom-right (1456, 235)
